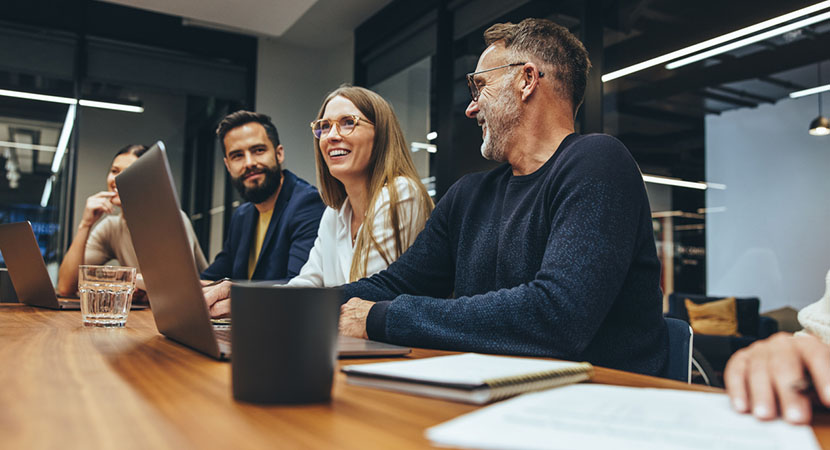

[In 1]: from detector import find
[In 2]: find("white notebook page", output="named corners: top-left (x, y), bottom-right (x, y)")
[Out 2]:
top-left (343, 353), bottom-right (588, 385)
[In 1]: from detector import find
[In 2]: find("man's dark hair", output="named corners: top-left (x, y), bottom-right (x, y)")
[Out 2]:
top-left (484, 18), bottom-right (591, 114)
top-left (112, 144), bottom-right (148, 164)
top-left (215, 110), bottom-right (281, 154)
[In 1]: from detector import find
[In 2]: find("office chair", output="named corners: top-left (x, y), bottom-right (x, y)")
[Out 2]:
top-left (664, 317), bottom-right (693, 383)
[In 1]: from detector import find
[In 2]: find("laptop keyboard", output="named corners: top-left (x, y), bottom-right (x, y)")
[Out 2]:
top-left (213, 326), bottom-right (231, 345)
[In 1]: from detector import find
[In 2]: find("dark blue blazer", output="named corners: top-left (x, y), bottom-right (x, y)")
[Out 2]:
top-left (201, 170), bottom-right (325, 281)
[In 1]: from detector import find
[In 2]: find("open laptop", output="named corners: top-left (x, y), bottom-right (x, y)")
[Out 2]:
top-left (0, 221), bottom-right (81, 309)
top-left (116, 141), bottom-right (410, 360)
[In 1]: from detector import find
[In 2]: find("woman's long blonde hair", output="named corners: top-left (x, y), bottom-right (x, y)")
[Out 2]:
top-left (313, 85), bottom-right (434, 282)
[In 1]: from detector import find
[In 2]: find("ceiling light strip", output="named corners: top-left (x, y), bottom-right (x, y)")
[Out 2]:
top-left (790, 82), bottom-right (830, 98)
top-left (40, 177), bottom-right (53, 208)
top-left (0, 88), bottom-right (143, 113)
top-left (602, 1), bottom-right (830, 82)
top-left (0, 141), bottom-right (58, 152)
top-left (50, 104), bottom-right (77, 174)
top-left (78, 99), bottom-right (144, 113)
top-left (0, 88), bottom-right (77, 105)
top-left (642, 174), bottom-right (708, 190)
top-left (41, 104), bottom-right (76, 208)
top-left (666, 10), bottom-right (830, 70)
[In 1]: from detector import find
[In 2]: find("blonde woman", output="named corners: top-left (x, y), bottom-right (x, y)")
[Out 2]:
top-left (287, 85), bottom-right (433, 287)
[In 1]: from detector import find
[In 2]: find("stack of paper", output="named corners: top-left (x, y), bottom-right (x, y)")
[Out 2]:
top-left (426, 384), bottom-right (819, 450)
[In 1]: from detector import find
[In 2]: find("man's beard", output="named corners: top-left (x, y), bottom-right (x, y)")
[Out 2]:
top-left (479, 76), bottom-right (521, 162)
top-left (232, 163), bottom-right (282, 204)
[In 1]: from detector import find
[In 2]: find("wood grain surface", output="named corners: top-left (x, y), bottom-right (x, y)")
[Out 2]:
top-left (1, 304), bottom-right (826, 449)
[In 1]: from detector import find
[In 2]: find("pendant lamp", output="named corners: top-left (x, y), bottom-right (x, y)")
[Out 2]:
top-left (809, 63), bottom-right (830, 136)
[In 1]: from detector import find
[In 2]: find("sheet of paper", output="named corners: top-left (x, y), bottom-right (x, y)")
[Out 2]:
top-left (426, 384), bottom-right (819, 450)
top-left (343, 353), bottom-right (588, 385)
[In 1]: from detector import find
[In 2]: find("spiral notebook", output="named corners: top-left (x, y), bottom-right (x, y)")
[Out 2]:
top-left (341, 353), bottom-right (593, 404)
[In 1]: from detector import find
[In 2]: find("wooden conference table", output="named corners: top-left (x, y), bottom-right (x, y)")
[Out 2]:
top-left (1, 305), bottom-right (828, 449)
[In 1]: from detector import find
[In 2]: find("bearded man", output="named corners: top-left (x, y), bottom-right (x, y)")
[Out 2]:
top-left (338, 18), bottom-right (668, 376)
top-left (200, 111), bottom-right (325, 282)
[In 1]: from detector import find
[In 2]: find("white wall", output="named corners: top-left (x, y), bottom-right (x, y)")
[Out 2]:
top-left (706, 96), bottom-right (830, 312)
top-left (254, 37), bottom-right (355, 186)
top-left (73, 90), bottom-right (187, 230)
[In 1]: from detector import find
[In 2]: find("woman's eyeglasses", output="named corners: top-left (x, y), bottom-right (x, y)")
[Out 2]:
top-left (310, 114), bottom-right (374, 139)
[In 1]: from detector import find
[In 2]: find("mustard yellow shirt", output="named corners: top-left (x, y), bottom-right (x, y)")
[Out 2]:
top-left (248, 208), bottom-right (274, 279)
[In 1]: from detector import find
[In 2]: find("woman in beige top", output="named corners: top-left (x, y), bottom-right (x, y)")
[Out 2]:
top-left (56, 144), bottom-right (207, 296)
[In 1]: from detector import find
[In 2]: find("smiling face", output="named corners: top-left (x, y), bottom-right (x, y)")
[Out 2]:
top-left (465, 45), bottom-right (521, 162)
top-left (107, 153), bottom-right (138, 207)
top-left (223, 122), bottom-right (284, 204)
top-left (318, 96), bottom-right (375, 185)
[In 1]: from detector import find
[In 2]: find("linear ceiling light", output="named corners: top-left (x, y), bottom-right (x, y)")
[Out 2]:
top-left (666, 10), bottom-right (830, 70)
top-left (0, 141), bottom-right (58, 152)
top-left (642, 174), bottom-right (708, 190)
top-left (78, 99), bottom-right (144, 113)
top-left (0, 88), bottom-right (77, 105)
top-left (41, 104), bottom-right (76, 208)
top-left (790, 82), bottom-right (830, 98)
top-left (602, 1), bottom-right (830, 82)
top-left (50, 104), bottom-right (76, 174)
top-left (0, 88), bottom-right (143, 113)
top-left (40, 177), bottom-right (53, 208)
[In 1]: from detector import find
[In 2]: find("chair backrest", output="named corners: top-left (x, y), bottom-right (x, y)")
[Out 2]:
top-left (664, 317), bottom-right (693, 383)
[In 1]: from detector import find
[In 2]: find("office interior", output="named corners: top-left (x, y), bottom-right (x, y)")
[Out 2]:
top-left (1, 0), bottom-right (829, 386)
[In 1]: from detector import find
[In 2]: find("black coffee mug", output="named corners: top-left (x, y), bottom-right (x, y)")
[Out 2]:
top-left (0, 268), bottom-right (18, 303)
top-left (230, 284), bottom-right (342, 404)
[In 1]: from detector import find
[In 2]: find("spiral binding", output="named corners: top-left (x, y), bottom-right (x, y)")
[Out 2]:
top-left (482, 362), bottom-right (594, 402)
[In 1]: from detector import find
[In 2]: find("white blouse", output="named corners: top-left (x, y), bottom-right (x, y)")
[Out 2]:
top-left (287, 177), bottom-right (427, 287)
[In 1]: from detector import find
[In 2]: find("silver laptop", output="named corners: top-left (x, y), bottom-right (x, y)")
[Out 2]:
top-left (0, 221), bottom-right (81, 309)
top-left (116, 141), bottom-right (410, 360)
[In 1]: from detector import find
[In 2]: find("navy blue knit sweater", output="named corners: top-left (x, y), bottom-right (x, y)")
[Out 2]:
top-left (344, 133), bottom-right (668, 376)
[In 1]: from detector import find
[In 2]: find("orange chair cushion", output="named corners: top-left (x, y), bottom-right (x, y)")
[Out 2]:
top-left (685, 297), bottom-right (741, 337)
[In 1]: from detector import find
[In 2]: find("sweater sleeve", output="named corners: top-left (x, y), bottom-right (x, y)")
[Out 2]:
top-left (343, 180), bottom-right (458, 303)
top-left (365, 138), bottom-right (649, 358)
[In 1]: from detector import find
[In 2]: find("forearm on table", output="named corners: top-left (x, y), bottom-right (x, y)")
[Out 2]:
top-left (57, 224), bottom-right (92, 296)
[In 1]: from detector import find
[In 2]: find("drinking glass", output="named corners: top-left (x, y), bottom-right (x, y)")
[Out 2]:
top-left (78, 265), bottom-right (136, 327)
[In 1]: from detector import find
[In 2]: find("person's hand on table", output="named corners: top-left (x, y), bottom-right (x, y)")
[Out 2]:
top-left (132, 288), bottom-right (149, 304)
top-left (725, 332), bottom-right (830, 424)
top-left (203, 280), bottom-right (232, 318)
top-left (132, 273), bottom-right (148, 304)
top-left (339, 297), bottom-right (373, 339)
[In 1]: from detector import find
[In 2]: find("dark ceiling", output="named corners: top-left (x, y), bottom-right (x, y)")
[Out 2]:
top-left (600, 0), bottom-right (829, 180)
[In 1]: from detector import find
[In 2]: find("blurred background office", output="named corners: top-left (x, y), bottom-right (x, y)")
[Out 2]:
top-left (1, 0), bottom-right (829, 378)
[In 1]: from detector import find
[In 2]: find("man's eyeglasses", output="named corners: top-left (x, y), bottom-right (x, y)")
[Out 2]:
top-left (465, 62), bottom-right (544, 102)
top-left (310, 114), bottom-right (374, 139)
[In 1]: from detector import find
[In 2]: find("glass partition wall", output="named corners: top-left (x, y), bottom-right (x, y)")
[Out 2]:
top-left (371, 57), bottom-right (435, 195)
top-left (603, 1), bottom-right (830, 313)
top-left (0, 3), bottom-right (255, 282)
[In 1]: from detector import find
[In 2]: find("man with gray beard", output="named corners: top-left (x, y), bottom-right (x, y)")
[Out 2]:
top-left (339, 18), bottom-right (668, 376)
